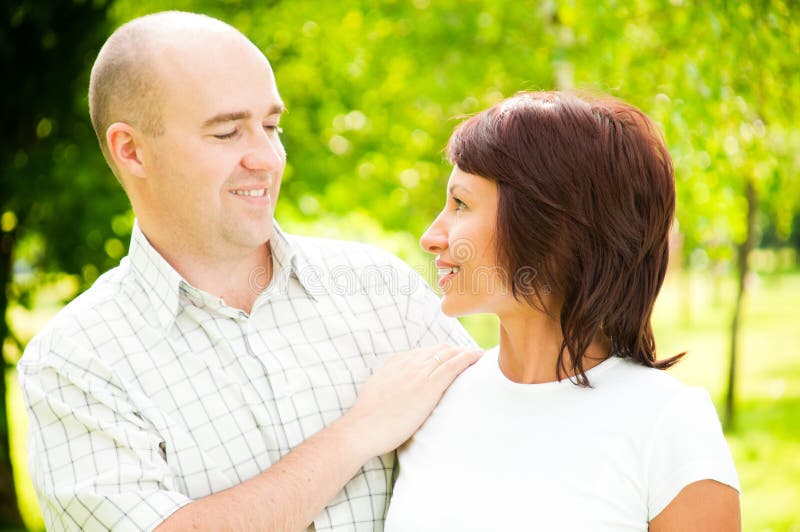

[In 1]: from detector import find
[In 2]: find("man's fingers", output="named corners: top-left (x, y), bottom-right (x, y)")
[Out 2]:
top-left (348, 345), bottom-right (482, 456)
top-left (430, 349), bottom-right (483, 383)
top-left (380, 344), bottom-right (481, 386)
top-left (425, 345), bottom-right (473, 371)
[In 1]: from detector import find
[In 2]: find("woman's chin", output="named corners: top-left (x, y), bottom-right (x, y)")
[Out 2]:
top-left (440, 296), bottom-right (479, 318)
top-left (440, 297), bottom-right (462, 317)
top-left (441, 307), bottom-right (461, 318)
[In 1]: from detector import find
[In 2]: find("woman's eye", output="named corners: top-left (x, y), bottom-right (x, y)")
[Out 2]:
top-left (265, 125), bottom-right (284, 134)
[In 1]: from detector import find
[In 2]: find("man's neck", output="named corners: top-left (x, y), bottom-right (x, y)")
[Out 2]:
top-left (141, 228), bottom-right (273, 314)
top-left (192, 247), bottom-right (272, 314)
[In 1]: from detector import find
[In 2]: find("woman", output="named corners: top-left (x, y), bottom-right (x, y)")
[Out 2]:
top-left (385, 92), bottom-right (740, 531)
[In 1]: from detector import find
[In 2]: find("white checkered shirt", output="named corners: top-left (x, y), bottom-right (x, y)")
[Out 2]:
top-left (18, 220), bottom-right (474, 532)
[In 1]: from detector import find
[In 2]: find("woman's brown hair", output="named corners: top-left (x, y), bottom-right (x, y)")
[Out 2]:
top-left (447, 91), bottom-right (684, 385)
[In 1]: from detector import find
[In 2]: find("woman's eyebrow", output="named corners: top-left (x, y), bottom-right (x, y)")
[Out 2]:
top-left (448, 184), bottom-right (471, 195)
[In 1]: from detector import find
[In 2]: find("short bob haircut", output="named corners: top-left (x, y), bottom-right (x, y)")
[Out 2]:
top-left (446, 91), bottom-right (683, 385)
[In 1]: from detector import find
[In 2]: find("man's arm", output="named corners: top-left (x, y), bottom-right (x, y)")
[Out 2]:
top-left (156, 344), bottom-right (480, 531)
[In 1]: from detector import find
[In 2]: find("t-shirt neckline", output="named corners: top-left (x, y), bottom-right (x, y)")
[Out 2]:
top-left (487, 345), bottom-right (624, 392)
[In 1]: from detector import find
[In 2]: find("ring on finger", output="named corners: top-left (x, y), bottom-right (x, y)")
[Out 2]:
top-left (433, 354), bottom-right (442, 363)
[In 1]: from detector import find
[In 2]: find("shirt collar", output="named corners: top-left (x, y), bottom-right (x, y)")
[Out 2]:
top-left (253, 220), bottom-right (323, 306)
top-left (127, 220), bottom-right (185, 330)
top-left (127, 219), bottom-right (319, 330)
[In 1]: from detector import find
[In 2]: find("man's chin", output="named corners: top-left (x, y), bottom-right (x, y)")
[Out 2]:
top-left (226, 223), bottom-right (274, 250)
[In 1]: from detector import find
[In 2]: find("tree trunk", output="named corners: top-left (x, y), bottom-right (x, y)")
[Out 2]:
top-left (0, 226), bottom-right (23, 527)
top-left (724, 179), bottom-right (758, 431)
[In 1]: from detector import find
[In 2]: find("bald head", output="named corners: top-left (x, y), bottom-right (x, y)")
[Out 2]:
top-left (89, 11), bottom-right (257, 175)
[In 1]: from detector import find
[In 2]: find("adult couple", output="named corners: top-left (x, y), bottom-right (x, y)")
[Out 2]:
top-left (19, 11), bottom-right (740, 531)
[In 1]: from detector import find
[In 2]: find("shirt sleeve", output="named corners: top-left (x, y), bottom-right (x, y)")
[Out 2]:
top-left (18, 332), bottom-right (191, 532)
top-left (645, 386), bottom-right (740, 520)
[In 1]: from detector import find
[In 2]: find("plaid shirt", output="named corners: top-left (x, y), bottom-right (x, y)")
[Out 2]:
top-left (18, 220), bottom-right (473, 531)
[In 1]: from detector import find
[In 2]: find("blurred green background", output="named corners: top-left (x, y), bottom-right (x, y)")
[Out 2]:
top-left (2, 0), bottom-right (798, 530)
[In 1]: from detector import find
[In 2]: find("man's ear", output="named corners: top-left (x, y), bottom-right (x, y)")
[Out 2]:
top-left (107, 122), bottom-right (147, 178)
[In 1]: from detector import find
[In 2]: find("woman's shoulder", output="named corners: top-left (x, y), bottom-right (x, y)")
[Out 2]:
top-left (449, 345), bottom-right (500, 386)
top-left (598, 356), bottom-right (694, 403)
top-left (590, 357), bottom-right (725, 438)
top-left (432, 345), bottom-right (500, 408)
top-left (607, 359), bottom-right (729, 441)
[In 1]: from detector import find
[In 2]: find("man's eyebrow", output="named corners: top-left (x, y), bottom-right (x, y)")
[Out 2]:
top-left (202, 111), bottom-right (251, 128)
top-left (202, 104), bottom-right (285, 128)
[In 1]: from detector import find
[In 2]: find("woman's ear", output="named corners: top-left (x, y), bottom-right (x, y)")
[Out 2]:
top-left (106, 122), bottom-right (147, 179)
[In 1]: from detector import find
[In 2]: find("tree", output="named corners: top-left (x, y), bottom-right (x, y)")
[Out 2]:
top-left (1, 1), bottom-right (118, 525)
top-left (637, 1), bottom-right (800, 428)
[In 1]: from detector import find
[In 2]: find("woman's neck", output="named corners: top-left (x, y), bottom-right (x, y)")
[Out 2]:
top-left (497, 307), bottom-right (610, 384)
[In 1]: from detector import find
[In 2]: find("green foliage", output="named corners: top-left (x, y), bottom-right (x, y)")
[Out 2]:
top-left (7, 1), bottom-right (799, 308)
top-left (2, 0), bottom-right (126, 306)
top-left (114, 0), bottom-right (800, 267)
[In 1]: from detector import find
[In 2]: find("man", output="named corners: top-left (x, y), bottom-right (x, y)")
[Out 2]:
top-left (18, 11), bottom-right (480, 531)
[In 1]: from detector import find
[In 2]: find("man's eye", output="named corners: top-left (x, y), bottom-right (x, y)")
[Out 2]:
top-left (213, 130), bottom-right (238, 140)
top-left (454, 198), bottom-right (467, 211)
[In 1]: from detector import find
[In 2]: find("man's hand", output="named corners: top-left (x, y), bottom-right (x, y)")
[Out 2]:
top-left (341, 344), bottom-right (483, 458)
top-left (158, 344), bottom-right (480, 531)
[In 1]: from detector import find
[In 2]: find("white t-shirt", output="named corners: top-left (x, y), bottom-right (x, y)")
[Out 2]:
top-left (385, 347), bottom-right (739, 531)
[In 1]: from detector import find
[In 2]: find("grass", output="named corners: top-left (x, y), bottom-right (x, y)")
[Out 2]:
top-left (655, 271), bottom-right (800, 532)
top-left (6, 369), bottom-right (41, 532)
top-left (5, 269), bottom-right (800, 531)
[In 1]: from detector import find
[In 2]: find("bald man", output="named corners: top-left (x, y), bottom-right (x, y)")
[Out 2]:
top-left (18, 11), bottom-right (480, 532)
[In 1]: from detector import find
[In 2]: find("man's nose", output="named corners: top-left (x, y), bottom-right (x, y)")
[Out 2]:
top-left (242, 129), bottom-right (285, 171)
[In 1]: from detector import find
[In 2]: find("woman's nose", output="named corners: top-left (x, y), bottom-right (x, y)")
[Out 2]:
top-left (420, 213), bottom-right (448, 255)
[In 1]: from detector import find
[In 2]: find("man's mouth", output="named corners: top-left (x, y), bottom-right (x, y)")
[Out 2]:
top-left (231, 188), bottom-right (268, 197)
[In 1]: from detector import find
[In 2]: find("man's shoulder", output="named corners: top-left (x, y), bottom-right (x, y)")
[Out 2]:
top-left (288, 233), bottom-right (419, 274)
top-left (20, 261), bottom-right (142, 364)
top-left (285, 233), bottom-right (433, 303)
